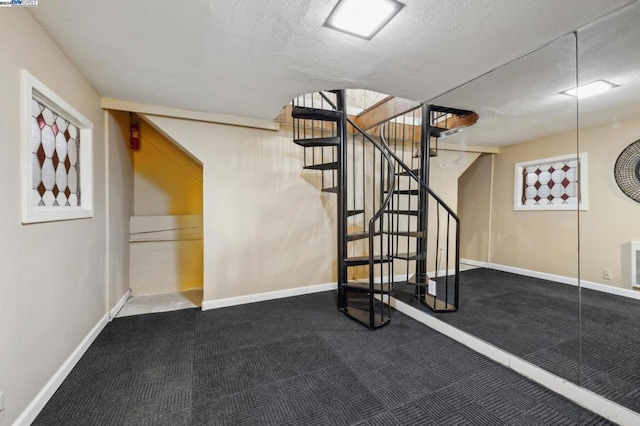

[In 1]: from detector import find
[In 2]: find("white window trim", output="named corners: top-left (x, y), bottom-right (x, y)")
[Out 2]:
top-left (21, 69), bottom-right (94, 223)
top-left (513, 152), bottom-right (588, 211)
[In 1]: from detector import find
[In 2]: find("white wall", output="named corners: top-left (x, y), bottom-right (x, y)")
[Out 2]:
top-left (0, 10), bottom-right (131, 424)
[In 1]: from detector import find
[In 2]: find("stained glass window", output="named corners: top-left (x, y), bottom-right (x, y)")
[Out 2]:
top-left (31, 99), bottom-right (80, 207)
top-left (521, 159), bottom-right (578, 206)
top-left (22, 69), bottom-right (93, 224)
top-left (514, 154), bottom-right (588, 211)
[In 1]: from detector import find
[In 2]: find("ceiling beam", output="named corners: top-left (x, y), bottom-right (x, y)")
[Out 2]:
top-left (102, 97), bottom-right (280, 131)
top-left (354, 96), bottom-right (421, 130)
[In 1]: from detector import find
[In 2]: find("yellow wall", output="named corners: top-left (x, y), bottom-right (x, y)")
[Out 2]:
top-left (133, 116), bottom-right (203, 216)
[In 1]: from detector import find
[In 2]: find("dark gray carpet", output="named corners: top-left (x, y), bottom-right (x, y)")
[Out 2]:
top-left (34, 291), bottom-right (612, 425)
top-left (394, 267), bottom-right (640, 414)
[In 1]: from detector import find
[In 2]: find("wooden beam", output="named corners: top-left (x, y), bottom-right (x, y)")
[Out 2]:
top-left (354, 97), bottom-right (421, 130)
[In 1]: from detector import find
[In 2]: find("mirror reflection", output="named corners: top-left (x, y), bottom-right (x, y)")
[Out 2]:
top-left (421, 0), bottom-right (640, 415)
top-left (577, 1), bottom-right (640, 413)
top-left (426, 32), bottom-right (581, 379)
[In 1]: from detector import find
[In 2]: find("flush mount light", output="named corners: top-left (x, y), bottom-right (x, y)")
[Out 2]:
top-left (324, 0), bottom-right (405, 40)
top-left (560, 80), bottom-right (618, 99)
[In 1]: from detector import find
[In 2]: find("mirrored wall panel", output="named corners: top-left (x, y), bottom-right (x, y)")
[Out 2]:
top-left (578, 1), bottom-right (640, 413)
top-left (427, 33), bottom-right (581, 382)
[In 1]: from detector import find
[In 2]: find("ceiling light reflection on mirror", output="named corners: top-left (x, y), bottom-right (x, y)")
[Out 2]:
top-left (561, 80), bottom-right (618, 99)
top-left (324, 0), bottom-right (404, 40)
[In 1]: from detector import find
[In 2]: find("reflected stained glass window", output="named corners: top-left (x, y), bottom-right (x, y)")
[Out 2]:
top-left (31, 98), bottom-right (80, 207)
top-left (521, 158), bottom-right (578, 206)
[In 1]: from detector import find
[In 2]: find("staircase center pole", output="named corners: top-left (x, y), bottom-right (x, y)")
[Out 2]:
top-left (336, 90), bottom-right (348, 309)
top-left (417, 104), bottom-right (431, 284)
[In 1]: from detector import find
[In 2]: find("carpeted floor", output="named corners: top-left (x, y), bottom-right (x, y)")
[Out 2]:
top-left (34, 291), bottom-right (611, 425)
top-left (394, 267), bottom-right (640, 414)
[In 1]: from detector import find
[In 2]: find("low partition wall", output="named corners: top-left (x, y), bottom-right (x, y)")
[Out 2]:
top-left (130, 215), bottom-right (203, 295)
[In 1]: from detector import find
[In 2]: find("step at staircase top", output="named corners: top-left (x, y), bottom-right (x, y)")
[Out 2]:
top-left (292, 106), bottom-right (342, 122)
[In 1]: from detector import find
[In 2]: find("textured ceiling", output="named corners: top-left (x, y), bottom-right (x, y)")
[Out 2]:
top-left (29, 0), bottom-right (634, 122)
top-left (431, 0), bottom-right (640, 147)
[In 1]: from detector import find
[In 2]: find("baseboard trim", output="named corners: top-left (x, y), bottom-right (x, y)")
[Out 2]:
top-left (486, 262), bottom-right (640, 301)
top-left (460, 258), bottom-right (490, 268)
top-left (389, 297), bottom-right (640, 425)
top-left (201, 282), bottom-right (336, 310)
top-left (109, 289), bottom-right (131, 320)
top-left (13, 314), bottom-right (109, 426)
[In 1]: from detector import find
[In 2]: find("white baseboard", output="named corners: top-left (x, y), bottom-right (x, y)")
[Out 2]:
top-left (109, 289), bottom-right (131, 320)
top-left (460, 258), bottom-right (490, 268)
top-left (487, 262), bottom-right (640, 301)
top-left (389, 297), bottom-right (640, 426)
top-left (13, 314), bottom-right (109, 426)
top-left (201, 282), bottom-right (336, 310)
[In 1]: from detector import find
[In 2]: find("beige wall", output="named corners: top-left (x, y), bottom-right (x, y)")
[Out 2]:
top-left (107, 111), bottom-right (134, 308)
top-left (0, 10), bottom-right (130, 424)
top-left (489, 129), bottom-right (580, 278)
top-left (458, 153), bottom-right (493, 263)
top-left (579, 117), bottom-right (640, 288)
top-left (143, 116), bottom-right (337, 301)
top-left (462, 116), bottom-right (640, 289)
top-left (133, 117), bottom-right (203, 216)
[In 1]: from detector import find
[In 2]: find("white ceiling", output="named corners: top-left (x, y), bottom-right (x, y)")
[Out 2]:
top-left (29, 0), bottom-right (635, 124)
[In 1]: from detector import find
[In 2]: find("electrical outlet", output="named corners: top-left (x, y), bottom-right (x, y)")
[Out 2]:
top-left (603, 268), bottom-right (612, 280)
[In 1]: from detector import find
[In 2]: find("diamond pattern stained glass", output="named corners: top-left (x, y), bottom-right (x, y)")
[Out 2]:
top-left (31, 99), bottom-right (80, 207)
top-left (521, 159), bottom-right (578, 206)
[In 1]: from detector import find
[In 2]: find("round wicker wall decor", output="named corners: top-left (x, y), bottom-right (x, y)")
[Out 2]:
top-left (614, 139), bottom-right (640, 203)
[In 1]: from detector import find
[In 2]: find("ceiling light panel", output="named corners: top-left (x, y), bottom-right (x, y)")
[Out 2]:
top-left (324, 0), bottom-right (405, 40)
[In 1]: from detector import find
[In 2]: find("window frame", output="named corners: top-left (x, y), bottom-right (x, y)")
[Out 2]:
top-left (21, 69), bottom-right (94, 223)
top-left (513, 152), bottom-right (588, 211)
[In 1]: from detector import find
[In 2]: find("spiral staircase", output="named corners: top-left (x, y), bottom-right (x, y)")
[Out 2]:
top-left (291, 90), bottom-right (476, 329)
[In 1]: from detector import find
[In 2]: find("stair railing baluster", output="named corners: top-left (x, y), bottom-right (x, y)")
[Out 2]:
top-left (446, 212), bottom-right (451, 308)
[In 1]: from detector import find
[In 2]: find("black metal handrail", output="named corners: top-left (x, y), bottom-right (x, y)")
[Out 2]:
top-left (318, 91), bottom-right (397, 325)
top-left (380, 119), bottom-right (460, 310)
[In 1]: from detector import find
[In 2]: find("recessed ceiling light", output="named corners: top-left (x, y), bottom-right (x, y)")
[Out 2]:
top-left (560, 80), bottom-right (618, 99)
top-left (324, 0), bottom-right (405, 40)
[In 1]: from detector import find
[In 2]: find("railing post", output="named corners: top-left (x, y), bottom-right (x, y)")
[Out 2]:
top-left (336, 90), bottom-right (348, 310)
top-left (416, 104), bottom-right (431, 286)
